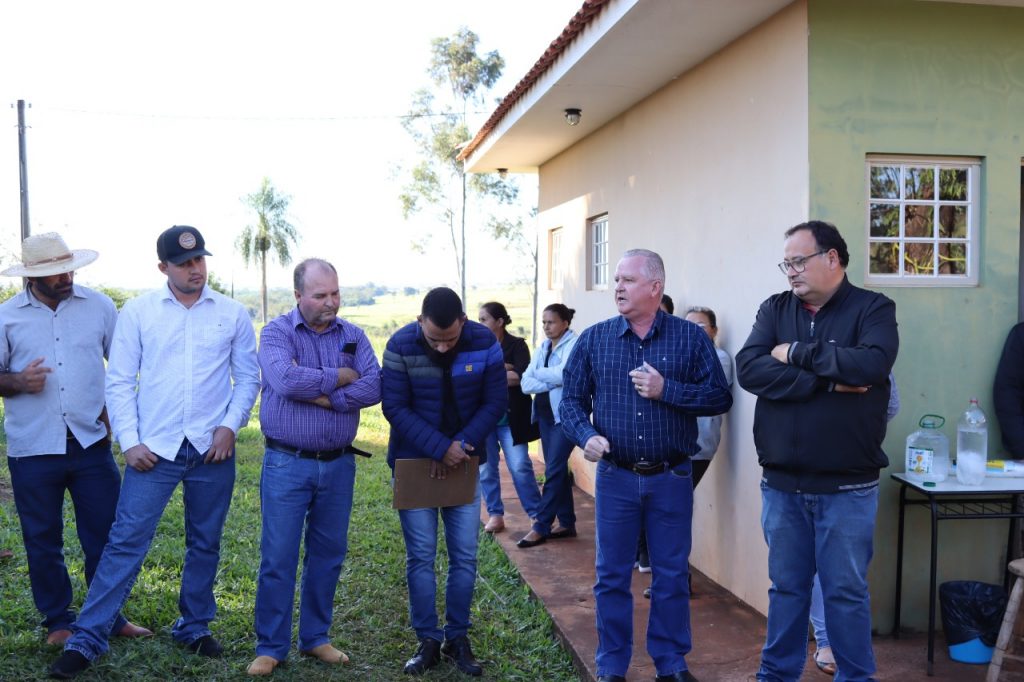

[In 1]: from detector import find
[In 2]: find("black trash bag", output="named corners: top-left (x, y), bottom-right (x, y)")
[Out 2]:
top-left (939, 580), bottom-right (1007, 646)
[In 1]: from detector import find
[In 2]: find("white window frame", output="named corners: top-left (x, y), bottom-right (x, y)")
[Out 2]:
top-left (865, 155), bottom-right (980, 287)
top-left (588, 214), bottom-right (609, 290)
top-left (548, 227), bottom-right (563, 290)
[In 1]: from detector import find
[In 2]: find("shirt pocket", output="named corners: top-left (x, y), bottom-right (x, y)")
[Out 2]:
top-left (197, 316), bottom-right (233, 353)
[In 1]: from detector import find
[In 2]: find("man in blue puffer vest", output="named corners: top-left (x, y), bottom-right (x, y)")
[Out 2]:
top-left (382, 287), bottom-right (507, 677)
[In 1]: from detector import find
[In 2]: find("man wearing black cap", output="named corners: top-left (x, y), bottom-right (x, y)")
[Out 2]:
top-left (50, 226), bottom-right (261, 679)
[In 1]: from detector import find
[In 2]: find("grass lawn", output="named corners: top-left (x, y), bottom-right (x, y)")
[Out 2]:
top-left (0, 400), bottom-right (579, 681)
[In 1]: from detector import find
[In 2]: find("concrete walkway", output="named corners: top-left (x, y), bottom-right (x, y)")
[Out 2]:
top-left (480, 461), bottom-right (992, 681)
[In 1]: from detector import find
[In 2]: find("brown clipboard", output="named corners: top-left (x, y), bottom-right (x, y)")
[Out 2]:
top-left (392, 456), bottom-right (479, 510)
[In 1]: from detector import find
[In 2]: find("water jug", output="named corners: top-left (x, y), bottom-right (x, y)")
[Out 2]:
top-left (905, 415), bottom-right (949, 483)
top-left (956, 398), bottom-right (988, 486)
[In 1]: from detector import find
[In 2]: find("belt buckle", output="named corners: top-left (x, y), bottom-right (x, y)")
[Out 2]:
top-left (633, 460), bottom-right (660, 474)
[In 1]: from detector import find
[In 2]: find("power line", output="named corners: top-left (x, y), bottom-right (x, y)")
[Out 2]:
top-left (36, 105), bottom-right (491, 123)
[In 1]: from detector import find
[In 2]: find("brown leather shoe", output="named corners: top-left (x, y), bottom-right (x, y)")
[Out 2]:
top-left (246, 655), bottom-right (281, 676)
top-left (483, 515), bottom-right (505, 533)
top-left (46, 629), bottom-right (73, 646)
top-left (116, 621), bottom-right (154, 638)
top-left (300, 643), bottom-right (349, 664)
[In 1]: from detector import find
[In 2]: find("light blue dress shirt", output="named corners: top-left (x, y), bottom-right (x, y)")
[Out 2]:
top-left (105, 284), bottom-right (260, 460)
top-left (0, 284), bottom-right (117, 457)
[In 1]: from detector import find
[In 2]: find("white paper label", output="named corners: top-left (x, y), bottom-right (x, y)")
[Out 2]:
top-left (907, 446), bottom-right (934, 474)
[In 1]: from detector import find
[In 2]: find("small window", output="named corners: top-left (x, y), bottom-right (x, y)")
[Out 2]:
top-left (548, 228), bottom-right (563, 290)
top-left (865, 156), bottom-right (980, 287)
top-left (589, 214), bottom-right (609, 290)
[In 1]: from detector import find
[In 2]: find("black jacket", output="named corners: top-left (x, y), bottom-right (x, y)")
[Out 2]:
top-left (994, 323), bottom-right (1024, 457)
top-left (736, 276), bottom-right (898, 493)
top-left (500, 334), bottom-right (540, 445)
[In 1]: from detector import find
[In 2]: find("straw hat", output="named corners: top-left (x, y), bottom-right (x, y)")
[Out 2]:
top-left (1, 232), bottom-right (99, 277)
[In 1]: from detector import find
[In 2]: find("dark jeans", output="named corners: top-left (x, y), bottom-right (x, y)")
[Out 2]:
top-left (7, 437), bottom-right (127, 634)
top-left (530, 414), bottom-right (577, 536)
top-left (638, 459), bottom-right (709, 562)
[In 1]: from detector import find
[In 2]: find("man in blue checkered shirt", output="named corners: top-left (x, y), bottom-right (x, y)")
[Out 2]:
top-left (560, 249), bottom-right (732, 682)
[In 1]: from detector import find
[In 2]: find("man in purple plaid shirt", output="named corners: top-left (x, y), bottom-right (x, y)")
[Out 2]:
top-left (247, 258), bottom-right (381, 676)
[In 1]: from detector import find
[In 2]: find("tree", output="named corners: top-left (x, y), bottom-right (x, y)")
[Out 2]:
top-left (237, 177), bottom-right (298, 323)
top-left (487, 209), bottom-right (540, 345)
top-left (399, 28), bottom-right (518, 304)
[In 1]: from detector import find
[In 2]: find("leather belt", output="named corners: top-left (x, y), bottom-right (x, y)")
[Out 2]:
top-left (608, 455), bottom-right (687, 476)
top-left (265, 437), bottom-right (348, 462)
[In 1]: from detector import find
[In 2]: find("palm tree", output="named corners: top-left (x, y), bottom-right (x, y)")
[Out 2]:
top-left (237, 177), bottom-right (298, 323)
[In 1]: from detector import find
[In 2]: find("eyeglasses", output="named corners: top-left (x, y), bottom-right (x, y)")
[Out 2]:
top-left (777, 250), bottom-right (827, 275)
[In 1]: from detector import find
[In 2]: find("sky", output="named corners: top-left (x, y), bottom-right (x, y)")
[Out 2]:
top-left (0, 0), bottom-right (583, 292)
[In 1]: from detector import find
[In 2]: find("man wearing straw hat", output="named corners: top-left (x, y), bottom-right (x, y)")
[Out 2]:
top-left (49, 225), bottom-right (260, 679)
top-left (0, 232), bottom-right (152, 646)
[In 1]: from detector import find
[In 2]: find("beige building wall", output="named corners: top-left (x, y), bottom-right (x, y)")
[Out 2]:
top-left (534, 1), bottom-right (809, 615)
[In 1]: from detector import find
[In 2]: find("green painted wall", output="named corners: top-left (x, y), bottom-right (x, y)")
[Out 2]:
top-left (809, 0), bottom-right (1024, 632)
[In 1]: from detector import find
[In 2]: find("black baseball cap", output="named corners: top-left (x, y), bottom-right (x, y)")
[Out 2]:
top-left (157, 225), bottom-right (212, 265)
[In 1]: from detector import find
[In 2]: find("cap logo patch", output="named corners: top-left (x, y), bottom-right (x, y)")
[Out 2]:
top-left (178, 232), bottom-right (197, 249)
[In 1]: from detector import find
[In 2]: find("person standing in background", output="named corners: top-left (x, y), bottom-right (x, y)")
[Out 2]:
top-left (517, 303), bottom-right (580, 548)
top-left (476, 301), bottom-right (541, 534)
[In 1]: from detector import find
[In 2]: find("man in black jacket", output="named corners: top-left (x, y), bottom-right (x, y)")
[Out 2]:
top-left (737, 221), bottom-right (898, 682)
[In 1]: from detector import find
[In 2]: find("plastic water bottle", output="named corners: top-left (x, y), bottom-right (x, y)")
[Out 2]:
top-left (956, 398), bottom-right (988, 486)
top-left (905, 415), bottom-right (949, 483)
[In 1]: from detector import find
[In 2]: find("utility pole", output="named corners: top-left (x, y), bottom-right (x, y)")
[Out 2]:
top-left (16, 100), bottom-right (30, 241)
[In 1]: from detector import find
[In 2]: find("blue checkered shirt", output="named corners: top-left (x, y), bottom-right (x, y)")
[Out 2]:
top-left (560, 310), bottom-right (733, 465)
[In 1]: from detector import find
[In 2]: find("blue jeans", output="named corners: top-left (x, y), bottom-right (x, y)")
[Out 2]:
top-left (7, 437), bottom-right (127, 634)
top-left (478, 425), bottom-right (541, 518)
top-left (531, 415), bottom-right (576, 536)
top-left (810, 573), bottom-right (829, 649)
top-left (254, 448), bottom-right (355, 659)
top-left (398, 488), bottom-right (481, 642)
top-left (593, 459), bottom-right (694, 678)
top-left (66, 440), bottom-right (235, 660)
top-left (758, 482), bottom-right (879, 682)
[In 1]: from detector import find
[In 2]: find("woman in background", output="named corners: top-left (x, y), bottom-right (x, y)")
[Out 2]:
top-left (517, 304), bottom-right (579, 548)
top-left (478, 302), bottom-right (542, 533)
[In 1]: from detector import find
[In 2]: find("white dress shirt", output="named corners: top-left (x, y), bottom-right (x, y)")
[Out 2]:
top-left (0, 285), bottom-right (117, 456)
top-left (105, 283), bottom-right (260, 460)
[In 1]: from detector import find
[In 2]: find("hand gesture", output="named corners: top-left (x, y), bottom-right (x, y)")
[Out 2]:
top-left (18, 357), bottom-right (52, 394)
top-left (629, 362), bottom-right (664, 400)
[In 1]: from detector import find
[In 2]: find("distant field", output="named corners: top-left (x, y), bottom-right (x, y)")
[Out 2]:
top-left (341, 283), bottom-right (539, 345)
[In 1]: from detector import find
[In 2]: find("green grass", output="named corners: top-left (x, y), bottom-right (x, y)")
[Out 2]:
top-left (0, 400), bottom-right (579, 681)
top-left (341, 286), bottom-right (538, 345)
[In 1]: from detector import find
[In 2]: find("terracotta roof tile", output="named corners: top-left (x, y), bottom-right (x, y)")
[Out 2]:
top-left (458, 0), bottom-right (611, 163)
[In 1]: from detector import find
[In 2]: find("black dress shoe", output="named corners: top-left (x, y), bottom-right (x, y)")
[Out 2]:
top-left (516, 534), bottom-right (547, 548)
top-left (403, 637), bottom-right (441, 675)
top-left (441, 635), bottom-right (482, 676)
top-left (655, 670), bottom-right (698, 681)
top-left (49, 650), bottom-right (91, 679)
top-left (187, 634), bottom-right (224, 658)
top-left (597, 675), bottom-right (626, 682)
top-left (548, 527), bottom-right (577, 539)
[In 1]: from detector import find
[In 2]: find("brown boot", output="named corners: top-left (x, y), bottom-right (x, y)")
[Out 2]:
top-left (483, 515), bottom-right (505, 533)
top-left (300, 643), bottom-right (349, 664)
top-left (116, 621), bottom-right (154, 638)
